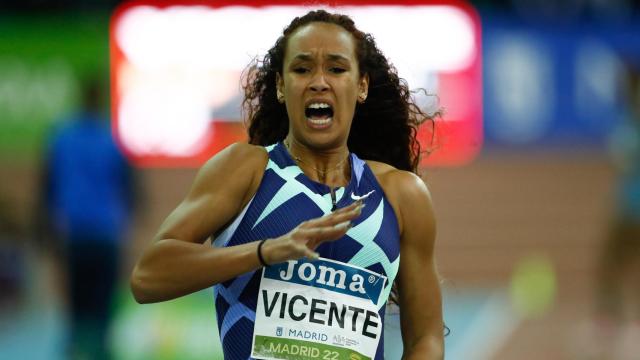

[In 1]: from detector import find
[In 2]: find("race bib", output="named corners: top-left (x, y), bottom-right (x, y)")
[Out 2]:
top-left (251, 258), bottom-right (387, 360)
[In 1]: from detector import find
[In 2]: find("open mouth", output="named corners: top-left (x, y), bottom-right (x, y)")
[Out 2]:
top-left (305, 103), bottom-right (334, 127)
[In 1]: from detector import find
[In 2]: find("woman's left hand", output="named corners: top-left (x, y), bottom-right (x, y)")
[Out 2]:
top-left (260, 201), bottom-right (364, 264)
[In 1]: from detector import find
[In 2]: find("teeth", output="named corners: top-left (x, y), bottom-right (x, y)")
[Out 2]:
top-left (307, 103), bottom-right (331, 109)
top-left (308, 117), bottom-right (332, 125)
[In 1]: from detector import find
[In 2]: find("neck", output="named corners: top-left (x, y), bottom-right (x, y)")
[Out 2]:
top-left (284, 137), bottom-right (350, 186)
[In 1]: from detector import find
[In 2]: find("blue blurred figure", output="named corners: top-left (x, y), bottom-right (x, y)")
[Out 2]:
top-left (39, 75), bottom-right (135, 359)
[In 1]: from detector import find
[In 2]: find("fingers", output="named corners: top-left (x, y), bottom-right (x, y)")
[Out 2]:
top-left (266, 201), bottom-right (365, 264)
top-left (295, 243), bottom-right (320, 261)
top-left (301, 246), bottom-right (320, 261)
top-left (301, 201), bottom-right (364, 229)
top-left (266, 236), bottom-right (321, 263)
top-left (334, 200), bottom-right (361, 213)
top-left (296, 220), bottom-right (353, 248)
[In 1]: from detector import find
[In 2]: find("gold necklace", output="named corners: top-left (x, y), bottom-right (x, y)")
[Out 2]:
top-left (284, 140), bottom-right (349, 175)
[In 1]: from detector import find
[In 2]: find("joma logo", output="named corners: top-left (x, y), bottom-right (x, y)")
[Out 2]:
top-left (279, 260), bottom-right (367, 294)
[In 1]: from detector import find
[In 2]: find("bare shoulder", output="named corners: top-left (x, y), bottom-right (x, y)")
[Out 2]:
top-left (365, 160), bottom-right (431, 200)
top-left (189, 142), bottom-right (269, 205)
top-left (365, 160), bottom-right (434, 235)
top-left (201, 142), bottom-right (267, 173)
top-left (155, 142), bottom-right (269, 244)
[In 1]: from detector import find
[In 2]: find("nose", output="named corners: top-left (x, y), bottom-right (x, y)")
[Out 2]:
top-left (309, 70), bottom-right (329, 92)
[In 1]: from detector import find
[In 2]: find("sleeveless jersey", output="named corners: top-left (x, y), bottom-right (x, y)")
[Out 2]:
top-left (212, 142), bottom-right (401, 359)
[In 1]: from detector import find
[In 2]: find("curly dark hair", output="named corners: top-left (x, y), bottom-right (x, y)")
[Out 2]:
top-left (242, 9), bottom-right (436, 174)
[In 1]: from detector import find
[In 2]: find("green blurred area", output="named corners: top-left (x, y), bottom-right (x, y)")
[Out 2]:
top-left (111, 288), bottom-right (224, 359)
top-left (0, 13), bottom-right (110, 161)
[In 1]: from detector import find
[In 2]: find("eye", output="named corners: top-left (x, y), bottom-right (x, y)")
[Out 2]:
top-left (293, 67), bottom-right (309, 74)
top-left (330, 67), bottom-right (346, 74)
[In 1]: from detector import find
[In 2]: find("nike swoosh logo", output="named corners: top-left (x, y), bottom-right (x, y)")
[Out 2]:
top-left (351, 190), bottom-right (375, 201)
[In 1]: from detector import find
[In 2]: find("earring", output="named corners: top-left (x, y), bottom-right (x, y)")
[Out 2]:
top-left (277, 91), bottom-right (284, 103)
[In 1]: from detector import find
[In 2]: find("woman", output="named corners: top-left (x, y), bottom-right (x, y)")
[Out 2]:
top-left (131, 10), bottom-right (443, 359)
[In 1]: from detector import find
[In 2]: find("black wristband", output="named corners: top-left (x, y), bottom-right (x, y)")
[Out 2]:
top-left (257, 239), bottom-right (269, 267)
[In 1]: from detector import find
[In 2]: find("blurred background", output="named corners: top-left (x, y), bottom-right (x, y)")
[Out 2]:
top-left (1, 0), bottom-right (640, 359)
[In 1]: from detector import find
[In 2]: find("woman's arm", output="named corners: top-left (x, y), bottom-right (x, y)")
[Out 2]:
top-left (130, 143), bottom-right (265, 303)
top-left (393, 171), bottom-right (444, 359)
top-left (131, 143), bottom-right (363, 304)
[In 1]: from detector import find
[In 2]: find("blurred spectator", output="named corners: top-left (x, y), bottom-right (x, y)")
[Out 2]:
top-left (588, 57), bottom-right (640, 359)
top-left (36, 75), bottom-right (136, 359)
top-left (0, 195), bottom-right (26, 309)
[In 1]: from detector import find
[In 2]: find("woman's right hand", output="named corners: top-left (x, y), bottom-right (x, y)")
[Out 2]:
top-left (260, 201), bottom-right (364, 264)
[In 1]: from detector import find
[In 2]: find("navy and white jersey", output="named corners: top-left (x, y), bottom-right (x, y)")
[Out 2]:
top-left (212, 142), bottom-right (401, 359)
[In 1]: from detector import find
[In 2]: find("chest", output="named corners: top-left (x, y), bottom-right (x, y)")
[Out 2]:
top-left (230, 167), bottom-right (400, 270)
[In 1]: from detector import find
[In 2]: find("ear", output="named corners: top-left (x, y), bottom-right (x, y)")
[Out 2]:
top-left (359, 73), bottom-right (369, 97)
top-left (276, 72), bottom-right (284, 94)
top-left (358, 73), bottom-right (369, 103)
top-left (276, 72), bottom-right (285, 103)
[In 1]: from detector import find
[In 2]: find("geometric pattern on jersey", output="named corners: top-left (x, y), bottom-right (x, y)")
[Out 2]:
top-left (212, 142), bottom-right (401, 359)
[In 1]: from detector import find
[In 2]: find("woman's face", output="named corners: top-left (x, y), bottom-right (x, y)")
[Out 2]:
top-left (277, 22), bottom-right (368, 150)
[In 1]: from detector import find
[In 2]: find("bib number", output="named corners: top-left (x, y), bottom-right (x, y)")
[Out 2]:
top-left (251, 258), bottom-right (387, 360)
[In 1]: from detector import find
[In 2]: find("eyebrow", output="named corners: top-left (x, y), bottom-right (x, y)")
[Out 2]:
top-left (292, 53), bottom-right (351, 62)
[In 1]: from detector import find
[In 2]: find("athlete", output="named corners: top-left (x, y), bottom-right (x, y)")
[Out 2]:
top-left (131, 10), bottom-right (444, 359)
